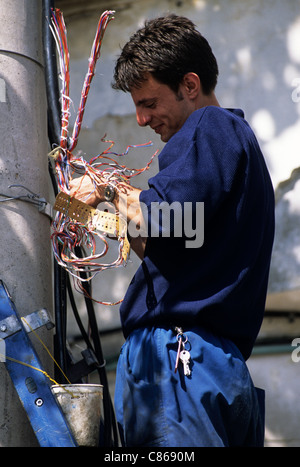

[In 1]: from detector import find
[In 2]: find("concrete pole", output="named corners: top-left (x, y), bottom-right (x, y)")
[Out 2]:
top-left (0, 0), bottom-right (53, 446)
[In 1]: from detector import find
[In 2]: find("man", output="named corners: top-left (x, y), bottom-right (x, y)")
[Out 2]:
top-left (70, 15), bottom-right (275, 447)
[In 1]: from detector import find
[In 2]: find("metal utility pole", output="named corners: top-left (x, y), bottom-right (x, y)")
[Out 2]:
top-left (0, 0), bottom-right (52, 446)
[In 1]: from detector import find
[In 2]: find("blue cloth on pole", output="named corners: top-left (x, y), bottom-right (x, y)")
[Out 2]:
top-left (114, 326), bottom-right (265, 447)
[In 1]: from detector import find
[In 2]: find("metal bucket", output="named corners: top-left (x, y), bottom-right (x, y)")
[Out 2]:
top-left (51, 384), bottom-right (103, 447)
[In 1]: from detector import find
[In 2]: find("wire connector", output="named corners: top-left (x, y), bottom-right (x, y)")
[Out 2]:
top-left (0, 184), bottom-right (53, 219)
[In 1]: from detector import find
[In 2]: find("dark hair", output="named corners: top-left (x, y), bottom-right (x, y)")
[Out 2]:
top-left (112, 14), bottom-right (218, 95)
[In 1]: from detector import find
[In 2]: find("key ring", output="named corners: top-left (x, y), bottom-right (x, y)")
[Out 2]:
top-left (174, 327), bottom-right (192, 375)
top-left (176, 328), bottom-right (191, 352)
top-left (176, 332), bottom-right (188, 345)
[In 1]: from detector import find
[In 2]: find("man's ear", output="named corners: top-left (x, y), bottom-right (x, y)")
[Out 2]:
top-left (182, 72), bottom-right (201, 99)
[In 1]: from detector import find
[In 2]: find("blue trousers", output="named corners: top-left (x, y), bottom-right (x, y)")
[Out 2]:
top-left (114, 326), bottom-right (264, 447)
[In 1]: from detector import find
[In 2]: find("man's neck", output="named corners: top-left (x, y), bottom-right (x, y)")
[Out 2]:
top-left (197, 91), bottom-right (220, 109)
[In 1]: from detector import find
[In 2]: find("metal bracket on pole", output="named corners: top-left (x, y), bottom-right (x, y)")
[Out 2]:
top-left (0, 308), bottom-right (54, 339)
top-left (0, 185), bottom-right (54, 220)
top-left (0, 281), bottom-right (77, 447)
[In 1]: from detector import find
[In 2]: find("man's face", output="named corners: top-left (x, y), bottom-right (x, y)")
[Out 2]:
top-left (131, 74), bottom-right (195, 142)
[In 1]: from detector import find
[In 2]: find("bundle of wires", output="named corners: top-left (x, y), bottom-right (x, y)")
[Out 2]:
top-left (49, 9), bottom-right (157, 305)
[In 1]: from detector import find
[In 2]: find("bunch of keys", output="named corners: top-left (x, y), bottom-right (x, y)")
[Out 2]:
top-left (174, 327), bottom-right (191, 376)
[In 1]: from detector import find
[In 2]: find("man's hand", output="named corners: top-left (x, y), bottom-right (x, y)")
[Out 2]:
top-left (69, 175), bottom-right (104, 208)
top-left (69, 174), bottom-right (147, 259)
